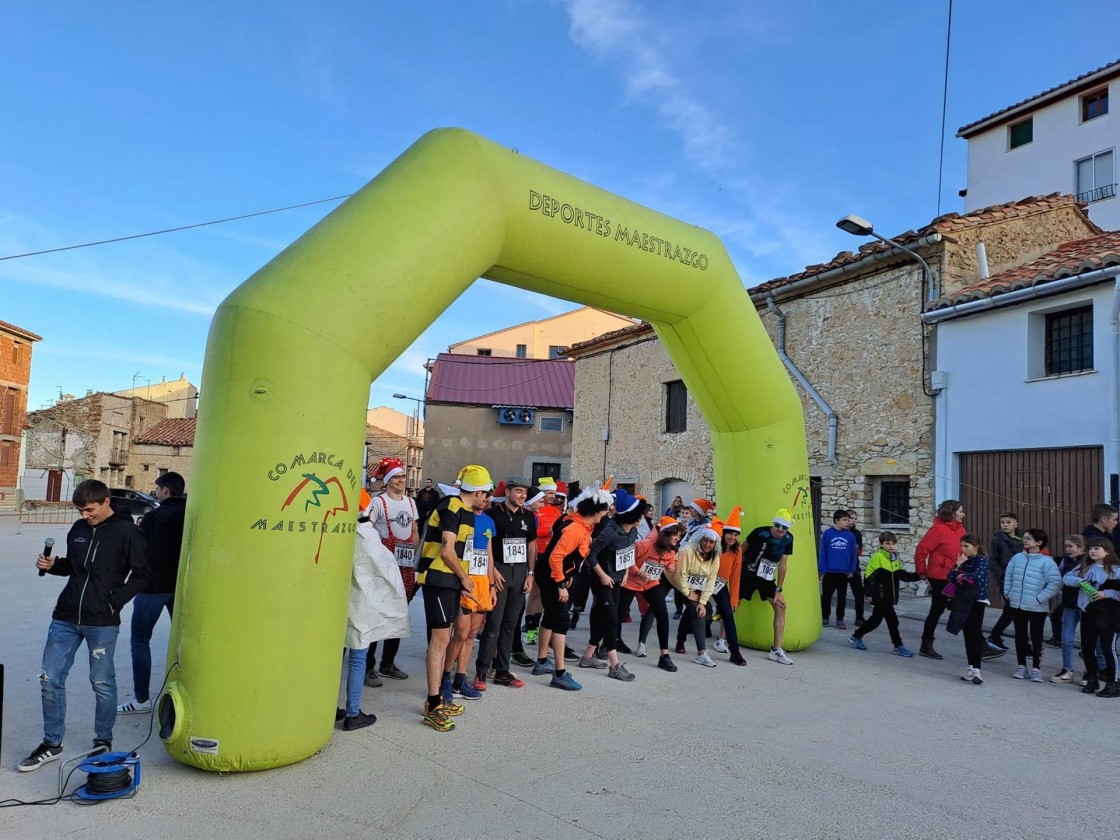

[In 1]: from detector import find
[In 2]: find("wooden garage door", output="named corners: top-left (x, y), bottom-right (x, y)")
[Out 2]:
top-left (958, 446), bottom-right (1104, 552)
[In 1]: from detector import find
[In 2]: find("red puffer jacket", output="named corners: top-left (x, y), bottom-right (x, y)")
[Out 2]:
top-left (914, 519), bottom-right (965, 581)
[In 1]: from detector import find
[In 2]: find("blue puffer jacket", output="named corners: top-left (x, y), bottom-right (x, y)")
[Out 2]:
top-left (1003, 551), bottom-right (1061, 612)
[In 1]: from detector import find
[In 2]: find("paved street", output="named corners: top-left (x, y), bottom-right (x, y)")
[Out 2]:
top-left (1, 516), bottom-right (1113, 839)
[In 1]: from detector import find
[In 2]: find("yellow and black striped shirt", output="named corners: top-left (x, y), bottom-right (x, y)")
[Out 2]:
top-left (417, 496), bottom-right (475, 591)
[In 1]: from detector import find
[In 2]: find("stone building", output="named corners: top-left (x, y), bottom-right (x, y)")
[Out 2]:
top-left (567, 194), bottom-right (1099, 552)
top-left (423, 353), bottom-right (574, 487)
top-left (131, 417), bottom-right (197, 489)
top-left (365, 406), bottom-right (424, 491)
top-left (23, 392), bottom-right (169, 500)
top-left (0, 319), bottom-right (41, 502)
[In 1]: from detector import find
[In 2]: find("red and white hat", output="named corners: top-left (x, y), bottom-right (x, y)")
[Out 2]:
top-left (372, 457), bottom-right (405, 482)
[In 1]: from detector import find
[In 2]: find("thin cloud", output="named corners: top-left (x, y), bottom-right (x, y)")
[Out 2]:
top-left (564, 0), bottom-right (732, 167)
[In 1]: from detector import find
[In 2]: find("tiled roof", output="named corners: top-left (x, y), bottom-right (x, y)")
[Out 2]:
top-left (135, 418), bottom-right (196, 447)
top-left (925, 230), bottom-right (1120, 311)
top-left (0, 319), bottom-right (42, 342)
top-left (750, 194), bottom-right (1095, 296)
top-left (425, 354), bottom-right (574, 408)
top-left (565, 322), bottom-right (655, 356)
top-left (958, 57), bottom-right (1120, 137)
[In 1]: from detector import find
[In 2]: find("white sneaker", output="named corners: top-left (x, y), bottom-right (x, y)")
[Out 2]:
top-left (693, 653), bottom-right (717, 668)
top-left (713, 639), bottom-right (729, 653)
top-left (767, 648), bottom-right (793, 665)
top-left (116, 697), bottom-right (152, 715)
top-left (960, 667), bottom-right (975, 682)
top-left (635, 642), bottom-right (647, 658)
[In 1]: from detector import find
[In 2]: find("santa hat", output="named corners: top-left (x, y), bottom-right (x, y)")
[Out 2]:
top-left (372, 457), bottom-right (405, 482)
top-left (491, 480), bottom-right (507, 504)
top-left (658, 516), bottom-right (684, 530)
top-left (613, 488), bottom-right (641, 515)
top-left (689, 498), bottom-right (715, 516)
top-left (698, 518), bottom-right (723, 543)
top-left (773, 508), bottom-right (794, 528)
top-left (723, 506), bottom-right (743, 532)
top-left (537, 476), bottom-right (558, 492)
top-left (555, 480), bottom-right (568, 498)
top-left (526, 490), bottom-right (546, 506)
top-left (455, 464), bottom-right (494, 492)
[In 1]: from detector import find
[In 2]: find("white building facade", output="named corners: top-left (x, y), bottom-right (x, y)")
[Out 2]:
top-left (960, 59), bottom-right (1120, 231)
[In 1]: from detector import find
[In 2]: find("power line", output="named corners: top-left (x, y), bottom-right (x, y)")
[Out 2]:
top-left (0, 194), bottom-right (352, 262)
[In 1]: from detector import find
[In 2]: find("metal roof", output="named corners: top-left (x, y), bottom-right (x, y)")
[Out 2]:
top-left (425, 353), bottom-right (574, 409)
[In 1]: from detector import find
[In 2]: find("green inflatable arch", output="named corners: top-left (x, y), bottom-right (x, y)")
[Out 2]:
top-left (162, 128), bottom-right (819, 771)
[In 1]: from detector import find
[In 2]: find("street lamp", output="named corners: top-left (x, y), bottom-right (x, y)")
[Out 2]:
top-left (836, 214), bottom-right (937, 302)
top-left (392, 393), bottom-right (424, 439)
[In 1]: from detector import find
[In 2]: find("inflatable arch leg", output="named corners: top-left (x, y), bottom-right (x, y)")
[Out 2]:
top-left (163, 128), bottom-right (819, 771)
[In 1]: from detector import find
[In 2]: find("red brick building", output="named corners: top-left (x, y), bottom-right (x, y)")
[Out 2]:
top-left (0, 319), bottom-right (42, 490)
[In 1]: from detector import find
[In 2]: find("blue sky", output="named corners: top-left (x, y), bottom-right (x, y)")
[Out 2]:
top-left (3, 0), bottom-right (1118, 413)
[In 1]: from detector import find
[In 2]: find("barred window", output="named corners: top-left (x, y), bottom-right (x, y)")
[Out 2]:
top-left (1045, 305), bottom-right (1093, 375)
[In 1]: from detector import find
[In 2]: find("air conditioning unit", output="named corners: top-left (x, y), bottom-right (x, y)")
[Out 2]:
top-left (497, 407), bottom-right (535, 425)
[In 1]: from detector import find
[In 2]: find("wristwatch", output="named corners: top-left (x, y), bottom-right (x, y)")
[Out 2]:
top-left (775, 586), bottom-right (783, 592)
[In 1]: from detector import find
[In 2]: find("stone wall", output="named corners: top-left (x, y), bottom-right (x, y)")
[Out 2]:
top-left (0, 329), bottom-right (35, 488)
top-left (130, 443), bottom-right (195, 490)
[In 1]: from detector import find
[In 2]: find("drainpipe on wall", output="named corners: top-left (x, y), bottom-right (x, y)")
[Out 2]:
top-left (1111, 275), bottom-right (1120, 506)
top-left (766, 296), bottom-right (838, 465)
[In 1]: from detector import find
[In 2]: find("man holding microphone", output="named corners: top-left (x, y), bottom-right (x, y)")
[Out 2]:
top-left (19, 479), bottom-right (149, 772)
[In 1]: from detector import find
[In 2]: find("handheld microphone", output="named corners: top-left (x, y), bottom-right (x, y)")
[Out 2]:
top-left (38, 537), bottom-right (55, 577)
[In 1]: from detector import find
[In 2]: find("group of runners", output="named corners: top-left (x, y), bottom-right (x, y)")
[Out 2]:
top-left (355, 459), bottom-right (798, 732)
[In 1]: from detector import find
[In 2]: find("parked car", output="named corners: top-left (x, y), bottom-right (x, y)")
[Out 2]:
top-left (110, 488), bottom-right (159, 519)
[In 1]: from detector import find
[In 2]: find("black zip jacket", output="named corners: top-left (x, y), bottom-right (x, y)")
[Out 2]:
top-left (139, 495), bottom-right (186, 594)
top-left (48, 509), bottom-right (150, 626)
top-left (989, 530), bottom-right (1021, 583)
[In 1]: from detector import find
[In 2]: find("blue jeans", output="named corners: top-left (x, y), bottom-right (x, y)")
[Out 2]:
top-left (41, 619), bottom-right (119, 745)
top-left (343, 648), bottom-right (368, 717)
top-left (130, 592), bottom-right (174, 702)
top-left (1061, 607), bottom-right (1081, 671)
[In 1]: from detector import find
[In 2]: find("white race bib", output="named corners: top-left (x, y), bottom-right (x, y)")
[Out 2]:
top-left (394, 543), bottom-right (416, 568)
top-left (502, 538), bottom-right (527, 564)
top-left (712, 576), bottom-right (727, 595)
top-left (640, 561), bottom-right (664, 580)
top-left (757, 559), bottom-right (777, 581)
top-left (686, 573), bottom-right (708, 591)
top-left (615, 545), bottom-right (636, 571)
top-left (468, 547), bottom-right (488, 577)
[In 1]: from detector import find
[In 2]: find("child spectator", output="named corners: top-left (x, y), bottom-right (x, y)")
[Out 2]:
top-left (946, 534), bottom-right (989, 685)
top-left (985, 512), bottom-right (1022, 653)
top-left (1003, 529), bottom-right (1062, 683)
top-left (819, 509), bottom-right (858, 630)
top-left (1064, 537), bottom-right (1120, 697)
top-left (847, 531), bottom-right (919, 656)
top-left (1052, 535), bottom-right (1086, 683)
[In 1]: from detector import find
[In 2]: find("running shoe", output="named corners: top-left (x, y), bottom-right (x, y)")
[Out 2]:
top-left (380, 664), bottom-right (409, 680)
top-left (1045, 636), bottom-right (1062, 648)
top-left (986, 637), bottom-right (1009, 652)
top-left (531, 659), bottom-right (555, 676)
top-left (835, 620), bottom-right (847, 631)
top-left (672, 610), bottom-right (682, 620)
top-left (1012, 665), bottom-right (1028, 679)
top-left (635, 642), bottom-right (647, 657)
top-left (550, 671), bottom-right (582, 691)
top-left (524, 628), bottom-right (540, 645)
top-left (1029, 668), bottom-right (1044, 683)
top-left (453, 680), bottom-right (482, 701)
top-left (422, 702), bottom-right (455, 732)
top-left (848, 636), bottom-right (867, 651)
top-left (564, 646), bottom-right (579, 662)
top-left (822, 618), bottom-right (830, 627)
top-left (18, 741), bottom-right (63, 773)
top-left (893, 646), bottom-right (915, 658)
top-left (981, 646), bottom-right (1006, 660)
top-left (713, 639), bottom-right (729, 653)
top-left (767, 648), bottom-right (793, 665)
top-left (608, 663), bottom-right (636, 682)
top-left (657, 654), bottom-right (678, 672)
top-left (472, 675), bottom-right (488, 692)
top-left (364, 670), bottom-right (384, 688)
top-left (440, 677), bottom-right (455, 705)
top-left (1051, 669), bottom-right (1073, 683)
top-left (693, 653), bottom-right (717, 668)
top-left (343, 711), bottom-right (378, 731)
top-left (493, 671), bottom-right (525, 688)
top-left (579, 655), bottom-right (608, 669)
top-left (674, 641), bottom-right (686, 655)
top-left (116, 696), bottom-right (152, 715)
top-left (511, 652), bottom-right (534, 668)
top-left (616, 640), bottom-right (634, 655)
top-left (730, 654), bottom-right (747, 667)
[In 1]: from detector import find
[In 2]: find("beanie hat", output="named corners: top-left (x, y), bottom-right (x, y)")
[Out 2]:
top-left (372, 457), bottom-right (405, 482)
top-left (456, 465), bottom-right (493, 492)
top-left (612, 488), bottom-right (641, 515)
top-left (690, 498), bottom-right (715, 516)
top-left (773, 508), bottom-right (794, 528)
top-left (723, 506), bottom-right (743, 532)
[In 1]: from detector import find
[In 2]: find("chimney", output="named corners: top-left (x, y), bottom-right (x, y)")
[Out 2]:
top-left (976, 241), bottom-right (990, 280)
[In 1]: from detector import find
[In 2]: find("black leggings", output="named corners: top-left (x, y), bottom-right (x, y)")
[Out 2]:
top-left (571, 567), bottom-right (593, 613)
top-left (587, 576), bottom-right (621, 652)
top-left (1080, 615), bottom-right (1117, 681)
top-left (921, 578), bottom-right (950, 642)
top-left (677, 599), bottom-right (707, 651)
top-left (635, 581), bottom-right (671, 650)
top-left (854, 602), bottom-right (902, 647)
top-left (963, 602), bottom-right (987, 669)
top-left (1011, 609), bottom-right (1047, 669)
top-left (710, 587), bottom-right (740, 653)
